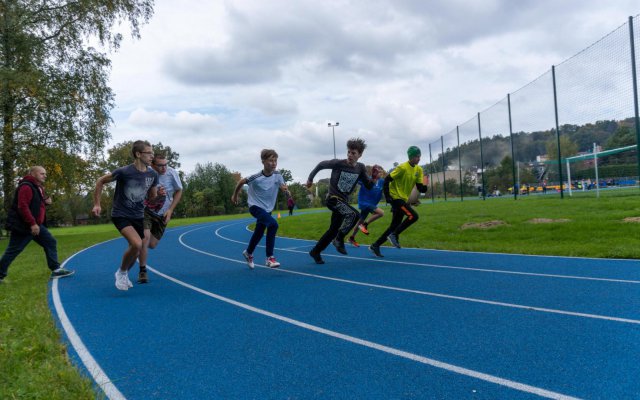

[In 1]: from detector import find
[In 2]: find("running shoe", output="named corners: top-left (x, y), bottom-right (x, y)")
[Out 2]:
top-left (388, 233), bottom-right (401, 248)
top-left (348, 236), bottom-right (360, 247)
top-left (115, 270), bottom-right (129, 291)
top-left (125, 273), bottom-right (133, 288)
top-left (358, 224), bottom-right (369, 235)
top-left (265, 256), bottom-right (280, 268)
top-left (242, 249), bottom-right (255, 269)
top-left (369, 244), bottom-right (384, 258)
top-left (309, 249), bottom-right (325, 264)
top-left (137, 267), bottom-right (148, 284)
top-left (50, 268), bottom-right (75, 279)
top-left (332, 239), bottom-right (348, 255)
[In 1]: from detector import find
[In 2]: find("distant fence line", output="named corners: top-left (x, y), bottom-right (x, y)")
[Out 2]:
top-left (426, 14), bottom-right (640, 201)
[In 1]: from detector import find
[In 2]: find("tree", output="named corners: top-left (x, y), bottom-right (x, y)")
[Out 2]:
top-left (605, 126), bottom-right (636, 149)
top-left (545, 136), bottom-right (579, 161)
top-left (103, 140), bottom-right (180, 172)
top-left (183, 162), bottom-right (237, 216)
top-left (0, 0), bottom-right (154, 213)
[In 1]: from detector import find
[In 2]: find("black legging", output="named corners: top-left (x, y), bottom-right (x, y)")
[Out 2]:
top-left (373, 201), bottom-right (419, 247)
top-left (311, 196), bottom-right (359, 253)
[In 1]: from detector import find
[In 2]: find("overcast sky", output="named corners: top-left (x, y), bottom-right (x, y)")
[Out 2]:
top-left (106, 0), bottom-right (639, 182)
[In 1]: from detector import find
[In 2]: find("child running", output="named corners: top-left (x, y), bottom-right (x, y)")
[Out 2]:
top-left (348, 164), bottom-right (385, 247)
top-left (92, 140), bottom-right (160, 290)
top-left (306, 138), bottom-right (373, 264)
top-left (369, 146), bottom-right (427, 258)
top-left (231, 149), bottom-right (290, 269)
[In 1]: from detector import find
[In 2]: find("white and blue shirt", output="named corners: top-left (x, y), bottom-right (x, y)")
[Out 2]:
top-left (246, 171), bottom-right (285, 212)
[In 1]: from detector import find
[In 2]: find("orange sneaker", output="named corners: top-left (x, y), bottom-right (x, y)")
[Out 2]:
top-left (358, 224), bottom-right (369, 235)
top-left (348, 236), bottom-right (360, 247)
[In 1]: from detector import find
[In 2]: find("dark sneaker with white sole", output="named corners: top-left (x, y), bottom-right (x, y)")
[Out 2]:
top-left (369, 245), bottom-right (384, 258)
top-left (51, 268), bottom-right (75, 279)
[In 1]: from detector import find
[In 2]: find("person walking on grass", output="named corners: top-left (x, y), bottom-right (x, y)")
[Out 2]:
top-left (306, 138), bottom-right (374, 264)
top-left (348, 164), bottom-right (385, 247)
top-left (231, 149), bottom-right (290, 269)
top-left (92, 140), bottom-right (161, 291)
top-left (370, 146), bottom-right (428, 258)
top-left (137, 152), bottom-right (183, 284)
top-left (287, 196), bottom-right (295, 216)
top-left (0, 166), bottom-right (74, 283)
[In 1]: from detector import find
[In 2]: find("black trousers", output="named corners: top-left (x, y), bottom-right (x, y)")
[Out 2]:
top-left (312, 196), bottom-right (360, 253)
top-left (373, 201), bottom-right (419, 247)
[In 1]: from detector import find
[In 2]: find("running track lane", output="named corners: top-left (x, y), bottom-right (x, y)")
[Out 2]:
top-left (50, 219), bottom-right (640, 399)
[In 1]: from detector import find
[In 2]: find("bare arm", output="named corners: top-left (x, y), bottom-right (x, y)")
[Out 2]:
top-left (231, 178), bottom-right (248, 205)
top-left (92, 173), bottom-right (113, 216)
top-left (163, 189), bottom-right (182, 223)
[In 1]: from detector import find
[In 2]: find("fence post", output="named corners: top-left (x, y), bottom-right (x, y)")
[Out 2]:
top-left (477, 112), bottom-right (486, 200)
top-left (429, 143), bottom-right (435, 203)
top-left (457, 126), bottom-right (463, 200)
top-left (552, 65), bottom-right (564, 198)
top-left (629, 15), bottom-right (640, 190)
top-left (507, 93), bottom-right (518, 200)
top-left (441, 135), bottom-right (447, 200)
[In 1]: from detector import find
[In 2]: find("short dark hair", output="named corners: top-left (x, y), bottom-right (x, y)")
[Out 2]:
top-left (347, 138), bottom-right (366, 154)
top-left (153, 152), bottom-right (167, 164)
top-left (132, 140), bottom-right (152, 158)
top-left (261, 149), bottom-right (278, 161)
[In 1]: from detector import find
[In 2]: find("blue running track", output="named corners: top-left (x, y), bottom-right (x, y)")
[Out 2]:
top-left (50, 217), bottom-right (640, 399)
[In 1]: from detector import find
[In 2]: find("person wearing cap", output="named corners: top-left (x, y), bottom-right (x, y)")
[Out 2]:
top-left (369, 146), bottom-right (427, 257)
top-left (348, 164), bottom-right (385, 247)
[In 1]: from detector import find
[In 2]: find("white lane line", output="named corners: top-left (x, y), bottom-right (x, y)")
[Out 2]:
top-left (147, 264), bottom-right (581, 400)
top-left (181, 225), bottom-right (640, 325)
top-left (224, 221), bottom-right (640, 284)
top-left (51, 243), bottom-right (126, 400)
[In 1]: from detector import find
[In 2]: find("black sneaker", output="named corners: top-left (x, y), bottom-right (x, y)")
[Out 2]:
top-left (137, 267), bottom-right (149, 284)
top-left (309, 250), bottom-right (325, 264)
top-left (51, 268), bottom-right (75, 279)
top-left (388, 233), bottom-right (401, 248)
top-left (332, 239), bottom-right (348, 255)
top-left (369, 245), bottom-right (384, 258)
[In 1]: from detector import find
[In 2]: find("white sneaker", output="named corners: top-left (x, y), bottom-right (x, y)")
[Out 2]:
top-left (125, 273), bottom-right (133, 288)
top-left (242, 250), bottom-right (255, 269)
top-left (265, 256), bottom-right (280, 268)
top-left (115, 270), bottom-right (129, 291)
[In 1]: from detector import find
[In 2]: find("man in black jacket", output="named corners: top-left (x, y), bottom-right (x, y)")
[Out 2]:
top-left (0, 166), bottom-right (74, 282)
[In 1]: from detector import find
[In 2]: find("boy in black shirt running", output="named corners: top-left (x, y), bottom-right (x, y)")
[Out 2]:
top-left (306, 138), bottom-right (373, 264)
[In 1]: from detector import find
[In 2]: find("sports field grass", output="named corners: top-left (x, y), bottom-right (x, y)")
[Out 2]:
top-left (278, 190), bottom-right (640, 259)
top-left (1, 192), bottom-right (638, 399)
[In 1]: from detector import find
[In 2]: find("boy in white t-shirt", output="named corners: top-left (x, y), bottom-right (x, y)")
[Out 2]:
top-left (231, 149), bottom-right (290, 268)
top-left (137, 152), bottom-right (184, 283)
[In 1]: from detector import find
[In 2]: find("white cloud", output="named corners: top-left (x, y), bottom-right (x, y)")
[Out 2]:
top-left (105, 0), bottom-right (640, 182)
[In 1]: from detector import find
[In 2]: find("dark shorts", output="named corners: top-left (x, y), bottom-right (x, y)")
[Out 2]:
top-left (143, 209), bottom-right (167, 240)
top-left (359, 205), bottom-right (378, 220)
top-left (112, 216), bottom-right (144, 239)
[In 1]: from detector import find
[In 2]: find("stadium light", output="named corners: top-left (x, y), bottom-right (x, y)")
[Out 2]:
top-left (328, 122), bottom-right (339, 159)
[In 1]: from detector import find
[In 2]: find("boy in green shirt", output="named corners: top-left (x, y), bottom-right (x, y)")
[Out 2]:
top-left (370, 146), bottom-right (428, 257)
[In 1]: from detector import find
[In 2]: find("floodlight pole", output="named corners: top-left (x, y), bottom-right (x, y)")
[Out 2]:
top-left (328, 122), bottom-right (339, 159)
top-left (552, 65), bottom-right (564, 199)
top-left (629, 16), bottom-right (640, 190)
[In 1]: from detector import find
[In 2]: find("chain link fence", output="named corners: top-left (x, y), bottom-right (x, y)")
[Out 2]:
top-left (426, 15), bottom-right (640, 201)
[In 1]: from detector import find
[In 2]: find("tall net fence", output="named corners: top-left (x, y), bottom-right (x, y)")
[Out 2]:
top-left (426, 15), bottom-right (640, 201)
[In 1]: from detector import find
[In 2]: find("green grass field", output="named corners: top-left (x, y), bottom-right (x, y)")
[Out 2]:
top-left (279, 190), bottom-right (640, 259)
top-left (0, 192), bottom-right (638, 399)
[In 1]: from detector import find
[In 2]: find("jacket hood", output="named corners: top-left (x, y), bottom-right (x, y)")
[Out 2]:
top-left (19, 175), bottom-right (41, 186)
